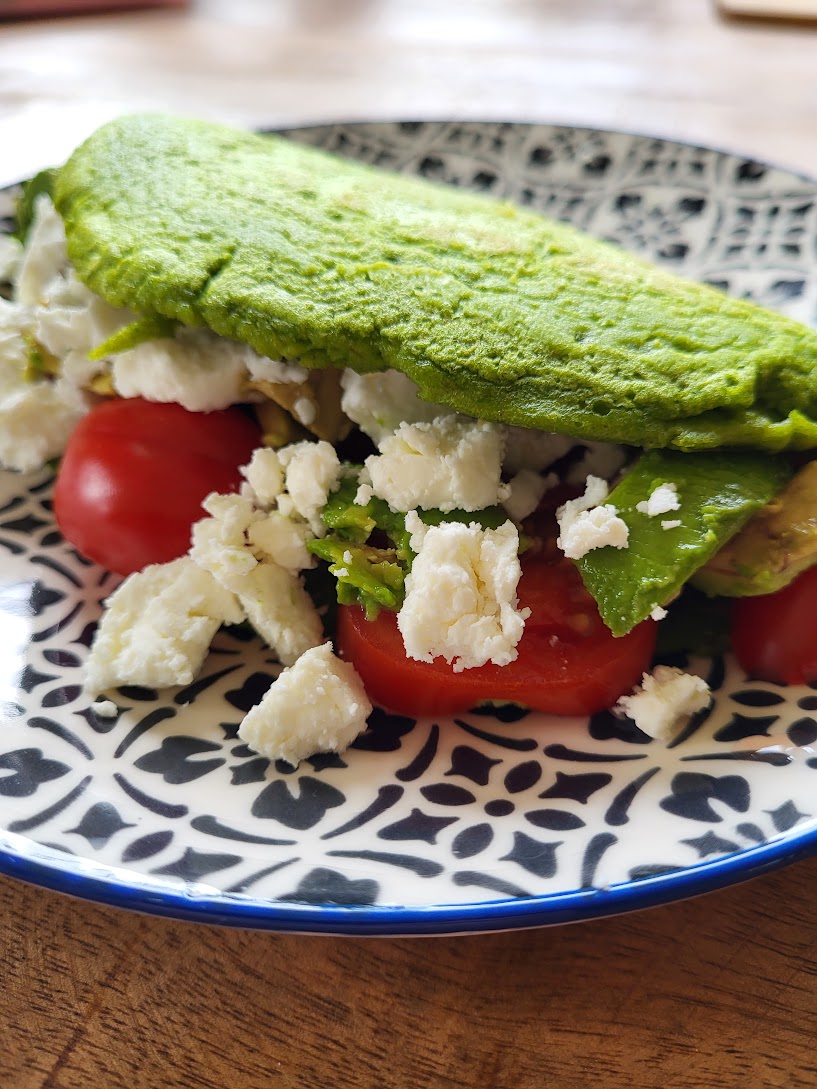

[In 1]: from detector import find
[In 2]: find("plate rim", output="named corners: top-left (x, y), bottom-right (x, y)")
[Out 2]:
top-left (2, 817), bottom-right (816, 934)
top-left (3, 116), bottom-right (817, 935)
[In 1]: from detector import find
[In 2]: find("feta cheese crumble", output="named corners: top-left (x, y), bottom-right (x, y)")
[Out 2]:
top-left (636, 482), bottom-right (680, 517)
top-left (502, 469), bottom-right (555, 522)
top-left (90, 699), bottom-right (118, 718)
top-left (240, 447), bottom-right (284, 508)
top-left (248, 512), bottom-right (315, 573)
top-left (84, 556), bottom-right (243, 693)
top-left (0, 379), bottom-right (88, 472)
top-left (189, 488), bottom-right (323, 665)
top-left (340, 368), bottom-right (445, 444)
top-left (111, 327), bottom-right (249, 412)
top-left (236, 562), bottom-right (324, 666)
top-left (33, 266), bottom-right (126, 361)
top-left (365, 415), bottom-right (505, 513)
top-left (278, 440), bottom-right (342, 533)
top-left (0, 234), bottom-right (22, 284)
top-left (661, 519), bottom-right (682, 530)
top-left (245, 354), bottom-right (308, 385)
top-left (0, 196), bottom-right (129, 471)
top-left (398, 515), bottom-right (529, 672)
top-left (556, 475), bottom-right (629, 559)
top-left (615, 665), bottom-right (712, 741)
top-left (15, 195), bottom-right (69, 306)
top-left (237, 642), bottom-right (372, 767)
top-left (190, 493), bottom-right (262, 591)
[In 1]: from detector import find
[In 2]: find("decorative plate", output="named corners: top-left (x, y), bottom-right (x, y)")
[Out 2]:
top-left (1, 121), bottom-right (817, 936)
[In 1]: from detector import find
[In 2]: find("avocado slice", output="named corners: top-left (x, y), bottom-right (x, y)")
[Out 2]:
top-left (55, 114), bottom-right (817, 453)
top-left (692, 459), bottom-right (817, 597)
top-left (308, 472), bottom-right (508, 618)
top-left (575, 450), bottom-right (793, 636)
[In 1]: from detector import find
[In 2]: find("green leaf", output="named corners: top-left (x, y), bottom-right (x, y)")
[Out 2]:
top-left (88, 313), bottom-right (178, 362)
top-left (14, 168), bottom-right (59, 243)
top-left (576, 449), bottom-right (794, 636)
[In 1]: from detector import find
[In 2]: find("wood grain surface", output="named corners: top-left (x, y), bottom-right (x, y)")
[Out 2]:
top-left (2, 0), bottom-right (817, 186)
top-left (2, 3), bottom-right (817, 1087)
top-left (4, 859), bottom-right (817, 1089)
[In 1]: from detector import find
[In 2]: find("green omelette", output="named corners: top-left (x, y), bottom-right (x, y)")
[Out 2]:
top-left (54, 113), bottom-right (817, 454)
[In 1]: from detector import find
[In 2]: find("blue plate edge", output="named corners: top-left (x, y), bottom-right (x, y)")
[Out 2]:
top-left (1, 825), bottom-right (815, 935)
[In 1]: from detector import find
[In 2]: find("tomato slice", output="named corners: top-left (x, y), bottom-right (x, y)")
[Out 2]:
top-left (337, 552), bottom-right (657, 717)
top-left (732, 565), bottom-right (817, 685)
top-left (54, 397), bottom-right (261, 576)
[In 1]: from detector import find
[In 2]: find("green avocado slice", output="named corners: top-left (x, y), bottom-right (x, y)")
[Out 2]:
top-left (692, 459), bottom-right (817, 597)
top-left (54, 114), bottom-right (817, 453)
top-left (575, 450), bottom-right (794, 636)
top-left (308, 472), bottom-right (508, 618)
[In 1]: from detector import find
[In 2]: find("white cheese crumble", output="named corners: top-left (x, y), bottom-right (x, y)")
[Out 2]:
top-left (189, 486), bottom-right (323, 664)
top-left (238, 643), bottom-right (372, 767)
top-left (15, 195), bottom-right (68, 306)
top-left (0, 234), bottom-right (22, 283)
top-left (248, 511), bottom-right (315, 573)
top-left (292, 396), bottom-right (317, 426)
top-left (278, 440), bottom-right (341, 533)
top-left (661, 519), bottom-right (682, 530)
top-left (34, 267), bottom-right (126, 360)
top-left (365, 415), bottom-right (504, 513)
top-left (84, 556), bottom-right (242, 694)
top-left (111, 327), bottom-right (248, 412)
top-left (649, 604), bottom-right (668, 621)
top-left (615, 665), bottom-right (712, 741)
top-left (0, 196), bottom-right (132, 471)
top-left (240, 447), bottom-right (284, 509)
top-left (235, 562), bottom-right (324, 667)
top-left (398, 515), bottom-right (528, 672)
top-left (556, 475), bottom-right (629, 559)
top-left (245, 354), bottom-right (308, 385)
top-left (502, 469), bottom-right (555, 522)
top-left (0, 379), bottom-right (88, 472)
top-left (353, 466), bottom-right (375, 507)
top-left (0, 299), bottom-right (30, 394)
top-left (558, 505), bottom-right (629, 559)
top-left (340, 368), bottom-right (445, 444)
top-left (190, 492), bottom-right (262, 591)
top-left (637, 482), bottom-right (680, 517)
top-left (90, 699), bottom-right (118, 718)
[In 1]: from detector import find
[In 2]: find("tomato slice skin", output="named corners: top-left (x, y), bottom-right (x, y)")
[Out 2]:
top-left (732, 566), bottom-right (817, 685)
top-left (337, 553), bottom-right (657, 717)
top-left (54, 397), bottom-right (261, 576)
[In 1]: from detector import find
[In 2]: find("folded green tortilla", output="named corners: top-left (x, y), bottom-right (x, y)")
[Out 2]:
top-left (54, 113), bottom-right (817, 452)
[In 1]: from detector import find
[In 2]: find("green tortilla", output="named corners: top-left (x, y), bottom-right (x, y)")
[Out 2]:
top-left (55, 113), bottom-right (817, 452)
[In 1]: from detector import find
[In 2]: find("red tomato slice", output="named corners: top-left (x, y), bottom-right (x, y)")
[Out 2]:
top-left (732, 565), bottom-right (817, 685)
top-left (54, 397), bottom-right (261, 576)
top-left (337, 553), bottom-right (657, 717)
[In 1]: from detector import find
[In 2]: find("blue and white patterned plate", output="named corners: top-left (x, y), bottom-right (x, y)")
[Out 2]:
top-left (1, 120), bottom-right (817, 936)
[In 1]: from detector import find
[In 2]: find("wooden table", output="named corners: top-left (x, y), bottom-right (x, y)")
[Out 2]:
top-left (2, 3), bottom-right (817, 1086)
